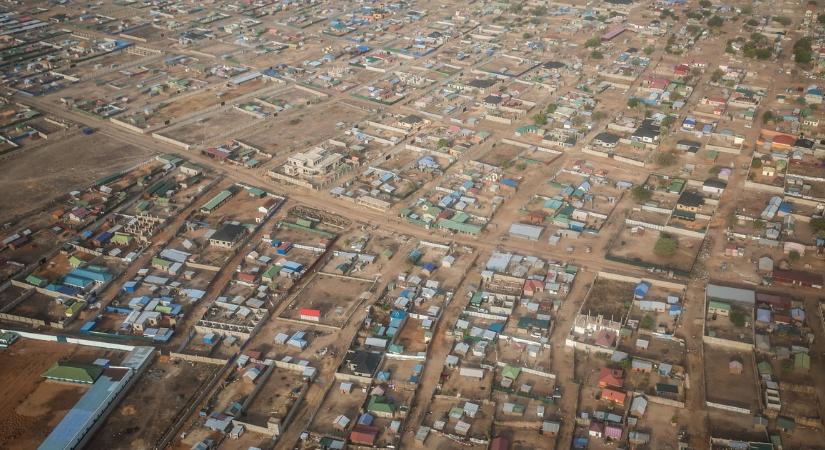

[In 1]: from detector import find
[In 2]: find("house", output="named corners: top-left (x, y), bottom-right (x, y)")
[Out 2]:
top-left (42, 362), bottom-right (103, 384)
top-left (209, 224), bottom-right (247, 248)
top-left (605, 424), bottom-right (622, 440)
top-left (729, 358), bottom-right (744, 374)
top-left (708, 300), bottom-right (731, 316)
top-left (283, 147), bottom-right (343, 177)
top-left (344, 350), bottom-right (382, 377)
top-left (588, 421), bottom-right (605, 438)
top-left (676, 139), bottom-right (701, 152)
top-left (367, 395), bottom-right (396, 418)
top-left (631, 358), bottom-right (653, 373)
top-left (630, 395), bottom-right (648, 417)
top-left (676, 191), bottom-right (705, 212)
top-left (655, 383), bottom-right (679, 398)
top-left (601, 388), bottom-right (626, 406)
top-left (598, 368), bottom-right (624, 389)
top-left (703, 178), bottom-right (727, 195)
top-left (772, 269), bottom-right (823, 289)
top-left (631, 119), bottom-right (660, 144)
top-left (593, 132), bottom-right (620, 148)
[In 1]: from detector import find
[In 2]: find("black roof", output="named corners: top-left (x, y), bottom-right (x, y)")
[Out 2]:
top-left (595, 132), bottom-right (620, 144)
top-left (344, 350), bottom-right (382, 377)
top-left (543, 61), bottom-right (566, 69)
top-left (794, 138), bottom-right (814, 149)
top-left (400, 114), bottom-right (423, 124)
top-left (677, 191), bottom-right (705, 207)
top-left (483, 94), bottom-right (502, 104)
top-left (467, 78), bottom-right (497, 89)
top-left (703, 178), bottom-right (727, 189)
top-left (677, 139), bottom-right (701, 148)
top-left (210, 223), bottom-right (246, 243)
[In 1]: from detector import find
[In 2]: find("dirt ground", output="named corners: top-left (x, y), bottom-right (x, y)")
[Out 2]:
top-left (0, 339), bottom-right (124, 449)
top-left (0, 131), bottom-right (155, 223)
top-left (85, 357), bottom-right (217, 450)
top-left (282, 274), bottom-right (374, 327)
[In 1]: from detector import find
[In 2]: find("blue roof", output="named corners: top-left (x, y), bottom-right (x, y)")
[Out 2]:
top-left (634, 281), bottom-right (651, 299)
top-left (39, 373), bottom-right (126, 450)
top-left (501, 178), bottom-right (518, 188)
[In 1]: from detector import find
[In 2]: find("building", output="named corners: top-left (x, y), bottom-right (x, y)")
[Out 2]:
top-left (209, 223), bottom-right (247, 248)
top-left (708, 300), bottom-right (731, 316)
top-left (283, 147), bottom-right (343, 177)
top-left (42, 362), bottom-right (103, 384)
top-left (772, 269), bottom-right (823, 289)
top-left (676, 191), bottom-right (704, 212)
top-left (598, 368), bottom-right (624, 389)
top-left (703, 178), bottom-right (727, 195)
top-left (343, 350), bottom-right (382, 377)
top-left (601, 388), bottom-right (626, 406)
top-left (593, 132), bottom-right (620, 148)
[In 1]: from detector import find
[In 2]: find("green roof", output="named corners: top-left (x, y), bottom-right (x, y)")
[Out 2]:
top-left (708, 300), bottom-right (731, 312)
top-left (367, 395), bottom-right (395, 414)
top-left (262, 265), bottom-right (279, 279)
top-left (502, 365), bottom-right (521, 380)
top-left (794, 352), bottom-right (810, 370)
top-left (436, 219), bottom-right (481, 234)
top-left (200, 189), bottom-right (233, 212)
top-left (42, 362), bottom-right (103, 384)
top-left (26, 274), bottom-right (45, 287)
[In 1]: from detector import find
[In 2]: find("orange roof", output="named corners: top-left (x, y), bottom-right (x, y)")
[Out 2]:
top-left (601, 388), bottom-right (627, 405)
top-left (598, 367), bottom-right (624, 388)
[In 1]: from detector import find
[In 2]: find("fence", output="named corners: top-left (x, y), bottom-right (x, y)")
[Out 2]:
top-left (169, 352), bottom-right (229, 366)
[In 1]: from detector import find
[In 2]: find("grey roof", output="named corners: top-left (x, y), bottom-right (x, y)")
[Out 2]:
top-left (707, 284), bottom-right (755, 304)
top-left (508, 223), bottom-right (544, 240)
top-left (210, 223), bottom-right (246, 243)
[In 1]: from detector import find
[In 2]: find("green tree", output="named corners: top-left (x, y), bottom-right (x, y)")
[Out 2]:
top-left (523, 32), bottom-right (533, 39)
top-left (643, 46), bottom-right (654, 55)
top-left (585, 37), bottom-right (601, 48)
top-left (590, 50), bottom-right (604, 59)
top-left (654, 236), bottom-right (678, 257)
top-left (746, 18), bottom-right (759, 27)
top-left (592, 111), bottom-right (606, 121)
top-left (641, 315), bottom-right (655, 330)
top-left (708, 15), bottom-right (724, 27)
top-left (656, 151), bottom-right (678, 166)
top-left (772, 16), bottom-right (791, 26)
top-left (789, 250), bottom-right (801, 263)
top-left (533, 111), bottom-right (548, 125)
top-left (809, 217), bottom-right (825, 237)
top-left (627, 97), bottom-right (640, 108)
top-left (532, 6), bottom-right (548, 16)
top-left (794, 37), bottom-right (813, 64)
top-left (545, 103), bottom-right (558, 114)
top-left (699, 0), bottom-right (712, 7)
top-left (730, 311), bottom-right (746, 327)
top-left (762, 110), bottom-right (774, 124)
top-left (818, 13), bottom-right (825, 24)
top-left (710, 68), bottom-right (725, 82)
top-left (751, 158), bottom-right (763, 168)
top-left (631, 185), bottom-right (652, 203)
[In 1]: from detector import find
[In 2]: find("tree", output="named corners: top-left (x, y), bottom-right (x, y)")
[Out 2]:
top-left (437, 138), bottom-right (450, 148)
top-left (627, 97), bottom-right (640, 108)
top-left (730, 310), bottom-right (746, 327)
top-left (772, 16), bottom-right (791, 26)
top-left (590, 50), bottom-right (604, 59)
top-left (532, 112), bottom-right (547, 125)
top-left (654, 236), bottom-right (678, 257)
top-left (585, 37), bottom-right (601, 48)
top-left (762, 110), bottom-right (774, 124)
top-left (818, 13), bottom-right (825, 24)
top-left (753, 219), bottom-right (765, 230)
top-left (656, 151), bottom-right (677, 167)
top-left (643, 46), bottom-right (654, 55)
top-left (531, 6), bottom-right (548, 16)
top-left (745, 18), bottom-right (759, 27)
top-left (523, 32), bottom-right (533, 39)
top-left (699, 0), bottom-right (712, 7)
top-left (707, 15), bottom-right (724, 27)
top-left (641, 315), bottom-right (655, 330)
top-left (545, 103), bottom-right (558, 114)
top-left (809, 217), bottom-right (825, 237)
top-left (789, 250), bottom-right (801, 263)
top-left (631, 186), bottom-right (652, 203)
top-left (710, 68), bottom-right (725, 82)
top-left (794, 37), bottom-right (813, 64)
top-left (592, 111), bottom-right (606, 121)
top-left (751, 158), bottom-right (763, 169)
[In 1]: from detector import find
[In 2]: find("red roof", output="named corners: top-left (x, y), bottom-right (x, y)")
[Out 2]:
top-left (773, 269), bottom-right (822, 286)
top-left (490, 437), bottom-right (510, 450)
top-left (350, 430), bottom-right (377, 445)
top-left (598, 367), bottom-right (624, 388)
top-left (299, 308), bottom-right (321, 317)
top-left (237, 272), bottom-right (257, 283)
top-left (601, 388), bottom-right (627, 405)
top-left (772, 134), bottom-right (796, 147)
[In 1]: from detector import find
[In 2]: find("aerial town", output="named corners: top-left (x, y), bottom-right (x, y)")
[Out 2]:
top-left (0, 1), bottom-right (824, 450)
